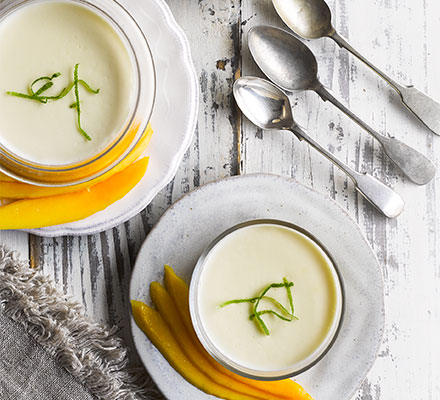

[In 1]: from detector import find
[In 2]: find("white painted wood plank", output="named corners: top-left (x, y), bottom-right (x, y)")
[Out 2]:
top-left (0, 231), bottom-right (29, 259)
top-left (345, 1), bottom-right (440, 400)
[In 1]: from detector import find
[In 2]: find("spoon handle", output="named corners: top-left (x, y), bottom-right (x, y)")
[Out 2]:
top-left (315, 84), bottom-right (382, 141)
top-left (290, 126), bottom-right (404, 218)
top-left (331, 31), bottom-right (440, 136)
top-left (315, 84), bottom-right (436, 185)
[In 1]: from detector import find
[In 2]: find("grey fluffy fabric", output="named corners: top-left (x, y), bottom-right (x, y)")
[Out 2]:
top-left (0, 246), bottom-right (161, 400)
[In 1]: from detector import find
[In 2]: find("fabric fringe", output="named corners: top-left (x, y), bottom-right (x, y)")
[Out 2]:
top-left (0, 245), bottom-right (162, 400)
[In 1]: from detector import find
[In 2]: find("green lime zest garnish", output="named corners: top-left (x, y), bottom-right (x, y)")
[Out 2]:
top-left (5, 91), bottom-right (47, 102)
top-left (250, 309), bottom-right (298, 322)
top-left (7, 72), bottom-right (64, 103)
top-left (6, 64), bottom-right (99, 141)
top-left (73, 63), bottom-right (91, 141)
top-left (30, 72), bottom-right (61, 98)
top-left (220, 295), bottom-right (291, 316)
top-left (219, 277), bottom-right (298, 336)
top-left (78, 79), bottom-right (100, 94)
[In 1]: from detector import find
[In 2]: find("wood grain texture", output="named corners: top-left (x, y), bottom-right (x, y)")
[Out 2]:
top-left (1, 0), bottom-right (439, 399)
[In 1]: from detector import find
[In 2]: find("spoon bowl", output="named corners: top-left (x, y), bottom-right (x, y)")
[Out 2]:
top-left (249, 26), bottom-right (318, 92)
top-left (272, 0), bottom-right (334, 39)
top-left (233, 77), bottom-right (294, 130)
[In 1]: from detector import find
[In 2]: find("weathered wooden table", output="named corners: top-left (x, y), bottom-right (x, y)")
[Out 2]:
top-left (1, 1), bottom-right (439, 399)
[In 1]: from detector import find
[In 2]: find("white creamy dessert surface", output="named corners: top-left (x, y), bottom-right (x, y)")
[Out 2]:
top-left (198, 224), bottom-right (342, 372)
top-left (0, 1), bottom-right (134, 165)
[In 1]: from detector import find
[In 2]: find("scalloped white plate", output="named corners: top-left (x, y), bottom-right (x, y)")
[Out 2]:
top-left (26, 0), bottom-right (198, 237)
top-left (130, 174), bottom-right (385, 400)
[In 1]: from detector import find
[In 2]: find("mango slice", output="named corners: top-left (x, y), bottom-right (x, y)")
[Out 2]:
top-left (0, 172), bottom-right (16, 182)
top-left (150, 282), bottom-right (283, 400)
top-left (163, 265), bottom-right (313, 400)
top-left (0, 157), bottom-right (149, 229)
top-left (131, 300), bottom-right (262, 400)
top-left (0, 123), bottom-right (153, 199)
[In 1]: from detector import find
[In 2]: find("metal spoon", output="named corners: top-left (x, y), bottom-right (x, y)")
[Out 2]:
top-left (271, 0), bottom-right (440, 136)
top-left (248, 25), bottom-right (436, 185)
top-left (233, 76), bottom-right (404, 218)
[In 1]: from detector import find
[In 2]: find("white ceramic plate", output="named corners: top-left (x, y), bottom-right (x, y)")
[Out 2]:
top-left (26, 0), bottom-right (198, 237)
top-left (130, 174), bottom-right (385, 400)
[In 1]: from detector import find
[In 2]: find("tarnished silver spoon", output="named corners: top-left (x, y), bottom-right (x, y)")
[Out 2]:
top-left (248, 25), bottom-right (436, 185)
top-left (272, 0), bottom-right (440, 136)
top-left (233, 76), bottom-right (404, 218)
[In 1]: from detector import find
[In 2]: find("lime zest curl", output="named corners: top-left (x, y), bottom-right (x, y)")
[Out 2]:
top-left (6, 64), bottom-right (100, 141)
top-left (219, 277), bottom-right (298, 336)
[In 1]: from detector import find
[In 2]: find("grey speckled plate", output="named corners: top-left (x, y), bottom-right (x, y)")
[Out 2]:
top-left (130, 174), bottom-right (385, 400)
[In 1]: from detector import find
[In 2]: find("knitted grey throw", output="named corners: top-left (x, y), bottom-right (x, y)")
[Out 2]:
top-left (0, 246), bottom-right (163, 400)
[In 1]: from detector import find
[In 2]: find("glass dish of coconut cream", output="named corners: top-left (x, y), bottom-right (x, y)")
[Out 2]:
top-left (0, 0), bottom-right (155, 186)
top-left (190, 219), bottom-right (344, 380)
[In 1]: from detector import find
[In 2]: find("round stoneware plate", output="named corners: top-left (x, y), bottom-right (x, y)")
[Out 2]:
top-left (26, 0), bottom-right (198, 237)
top-left (130, 174), bottom-right (385, 400)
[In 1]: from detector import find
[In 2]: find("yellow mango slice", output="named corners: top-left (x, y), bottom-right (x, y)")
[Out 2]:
top-left (131, 300), bottom-right (262, 400)
top-left (0, 123), bottom-right (153, 199)
top-left (0, 157), bottom-right (149, 229)
top-left (150, 282), bottom-right (282, 400)
top-left (0, 172), bottom-right (16, 182)
top-left (163, 265), bottom-right (313, 400)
